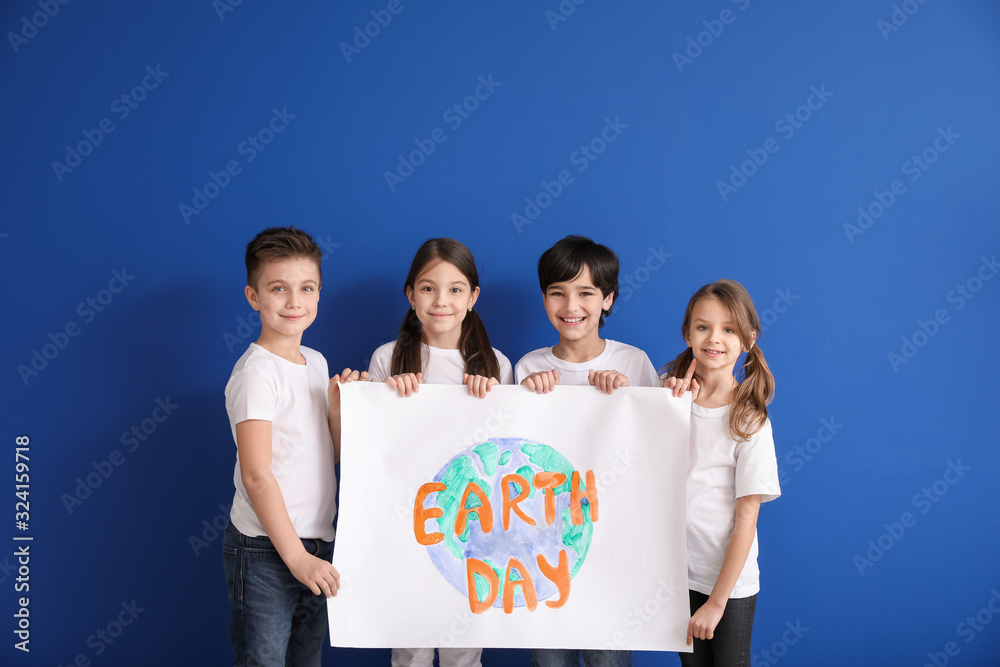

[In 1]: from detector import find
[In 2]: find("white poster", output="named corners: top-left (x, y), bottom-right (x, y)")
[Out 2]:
top-left (328, 383), bottom-right (691, 652)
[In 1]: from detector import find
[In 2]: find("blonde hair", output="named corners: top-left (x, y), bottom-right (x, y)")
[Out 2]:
top-left (664, 279), bottom-right (775, 441)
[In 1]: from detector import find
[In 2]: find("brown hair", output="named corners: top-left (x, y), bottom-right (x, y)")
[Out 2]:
top-left (245, 226), bottom-right (322, 289)
top-left (390, 238), bottom-right (501, 380)
top-left (664, 279), bottom-right (775, 441)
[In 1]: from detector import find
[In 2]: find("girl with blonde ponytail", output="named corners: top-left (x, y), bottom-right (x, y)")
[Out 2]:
top-left (663, 279), bottom-right (781, 667)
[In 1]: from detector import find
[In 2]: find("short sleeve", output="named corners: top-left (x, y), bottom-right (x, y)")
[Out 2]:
top-left (367, 342), bottom-right (394, 382)
top-left (225, 364), bottom-right (277, 424)
top-left (734, 419), bottom-right (781, 503)
top-left (637, 351), bottom-right (659, 388)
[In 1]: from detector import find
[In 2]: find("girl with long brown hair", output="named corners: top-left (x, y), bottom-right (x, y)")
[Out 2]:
top-left (366, 238), bottom-right (512, 667)
top-left (663, 279), bottom-right (781, 667)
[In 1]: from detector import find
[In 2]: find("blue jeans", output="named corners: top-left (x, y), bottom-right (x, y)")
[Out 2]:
top-left (531, 649), bottom-right (632, 667)
top-left (223, 521), bottom-right (333, 667)
top-left (678, 590), bottom-right (757, 667)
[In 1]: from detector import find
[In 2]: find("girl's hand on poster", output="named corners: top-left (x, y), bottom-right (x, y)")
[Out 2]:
top-left (463, 373), bottom-right (499, 398)
top-left (386, 372), bottom-right (423, 397)
top-left (663, 359), bottom-right (700, 400)
top-left (588, 369), bottom-right (629, 394)
top-left (520, 369), bottom-right (560, 394)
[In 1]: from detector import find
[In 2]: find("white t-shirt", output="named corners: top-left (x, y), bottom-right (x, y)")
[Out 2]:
top-left (367, 341), bottom-right (514, 385)
top-left (687, 403), bottom-right (780, 598)
top-left (225, 343), bottom-right (337, 541)
top-left (514, 339), bottom-right (659, 387)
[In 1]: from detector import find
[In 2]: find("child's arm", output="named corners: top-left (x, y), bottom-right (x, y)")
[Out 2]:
top-left (236, 419), bottom-right (341, 597)
top-left (687, 494), bottom-right (762, 644)
top-left (328, 368), bottom-right (367, 464)
top-left (520, 369), bottom-right (560, 394)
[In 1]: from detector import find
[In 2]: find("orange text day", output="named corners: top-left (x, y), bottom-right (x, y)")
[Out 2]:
top-left (412, 470), bottom-right (599, 614)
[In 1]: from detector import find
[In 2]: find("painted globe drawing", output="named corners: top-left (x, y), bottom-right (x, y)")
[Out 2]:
top-left (420, 437), bottom-right (595, 610)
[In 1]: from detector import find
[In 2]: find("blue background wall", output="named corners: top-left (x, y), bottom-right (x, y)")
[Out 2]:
top-left (2, 1), bottom-right (999, 665)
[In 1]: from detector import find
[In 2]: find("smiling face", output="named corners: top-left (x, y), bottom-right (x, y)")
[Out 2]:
top-left (542, 265), bottom-right (614, 347)
top-left (245, 256), bottom-right (321, 347)
top-left (405, 259), bottom-right (479, 349)
top-left (684, 296), bottom-right (752, 373)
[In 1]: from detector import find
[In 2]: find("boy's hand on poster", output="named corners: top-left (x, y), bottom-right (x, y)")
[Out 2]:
top-left (329, 368), bottom-right (367, 404)
top-left (521, 369), bottom-right (560, 394)
top-left (463, 373), bottom-right (498, 398)
top-left (663, 359), bottom-right (699, 400)
top-left (386, 372), bottom-right (422, 397)
top-left (588, 369), bottom-right (628, 394)
top-left (288, 550), bottom-right (341, 598)
top-left (686, 597), bottom-right (724, 644)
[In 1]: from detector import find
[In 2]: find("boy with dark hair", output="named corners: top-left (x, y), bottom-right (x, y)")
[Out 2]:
top-left (516, 234), bottom-right (658, 395)
top-left (223, 226), bottom-right (362, 666)
top-left (517, 234), bottom-right (658, 667)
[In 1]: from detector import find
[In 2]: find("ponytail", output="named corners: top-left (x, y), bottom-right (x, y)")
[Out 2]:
top-left (391, 308), bottom-right (501, 380)
top-left (390, 309), bottom-right (424, 376)
top-left (662, 347), bottom-right (695, 382)
top-left (459, 309), bottom-right (501, 380)
top-left (730, 344), bottom-right (774, 441)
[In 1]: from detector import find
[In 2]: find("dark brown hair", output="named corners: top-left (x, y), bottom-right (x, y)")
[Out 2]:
top-left (390, 238), bottom-right (501, 380)
top-left (537, 235), bottom-right (619, 328)
top-left (664, 279), bottom-right (775, 441)
top-left (245, 226), bottom-right (322, 289)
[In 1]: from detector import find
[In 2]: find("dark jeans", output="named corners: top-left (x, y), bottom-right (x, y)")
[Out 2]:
top-left (223, 521), bottom-right (333, 667)
top-left (531, 649), bottom-right (632, 667)
top-left (679, 590), bottom-right (756, 667)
